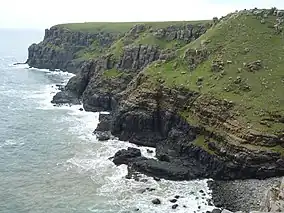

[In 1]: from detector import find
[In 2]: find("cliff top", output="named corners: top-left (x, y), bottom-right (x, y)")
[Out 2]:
top-left (55, 20), bottom-right (210, 33)
top-left (145, 8), bottom-right (284, 135)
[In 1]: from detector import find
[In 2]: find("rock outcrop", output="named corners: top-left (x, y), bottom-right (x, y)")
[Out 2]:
top-left (26, 26), bottom-right (117, 73)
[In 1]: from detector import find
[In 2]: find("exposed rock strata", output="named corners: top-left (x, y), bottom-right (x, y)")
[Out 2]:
top-left (26, 26), bottom-right (117, 73)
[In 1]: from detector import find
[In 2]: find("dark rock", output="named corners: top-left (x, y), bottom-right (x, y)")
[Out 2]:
top-left (51, 90), bottom-right (80, 105)
top-left (95, 113), bottom-right (112, 132)
top-left (211, 209), bottom-right (222, 213)
top-left (172, 204), bottom-right (178, 209)
top-left (131, 159), bottom-right (191, 181)
top-left (174, 195), bottom-right (180, 199)
top-left (152, 198), bottom-right (161, 205)
top-left (134, 208), bottom-right (139, 211)
top-left (26, 26), bottom-right (116, 73)
top-left (199, 190), bottom-right (205, 194)
top-left (55, 84), bottom-right (65, 91)
top-left (13, 62), bottom-right (26, 65)
top-left (147, 149), bottom-right (154, 154)
top-left (79, 108), bottom-right (83, 111)
top-left (95, 131), bottom-right (111, 141)
top-left (112, 147), bottom-right (142, 165)
top-left (169, 199), bottom-right (177, 203)
top-left (153, 177), bottom-right (161, 181)
top-left (146, 187), bottom-right (156, 192)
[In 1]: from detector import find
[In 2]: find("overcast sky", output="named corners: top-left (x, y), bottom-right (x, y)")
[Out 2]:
top-left (0, 0), bottom-right (284, 29)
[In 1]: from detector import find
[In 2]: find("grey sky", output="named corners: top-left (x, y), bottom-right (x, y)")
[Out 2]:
top-left (1, 0), bottom-right (284, 29)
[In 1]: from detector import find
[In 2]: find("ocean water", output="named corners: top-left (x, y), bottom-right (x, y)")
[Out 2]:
top-left (0, 29), bottom-right (214, 213)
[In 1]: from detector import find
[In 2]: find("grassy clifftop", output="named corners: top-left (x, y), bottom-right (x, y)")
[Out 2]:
top-left (56, 21), bottom-right (209, 33)
top-left (54, 20), bottom-right (211, 60)
top-left (144, 9), bottom-right (284, 135)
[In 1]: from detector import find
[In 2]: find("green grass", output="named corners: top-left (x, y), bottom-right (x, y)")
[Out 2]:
top-left (103, 69), bottom-right (123, 78)
top-left (193, 135), bottom-right (216, 155)
top-left (144, 12), bottom-right (284, 134)
top-left (56, 21), bottom-right (210, 34)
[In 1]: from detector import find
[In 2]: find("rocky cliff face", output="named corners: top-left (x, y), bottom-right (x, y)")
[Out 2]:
top-left (26, 26), bottom-right (117, 73)
top-left (33, 9), bottom-right (284, 182)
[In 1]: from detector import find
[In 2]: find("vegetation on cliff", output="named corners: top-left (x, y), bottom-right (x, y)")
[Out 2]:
top-left (29, 7), bottom-right (284, 180)
top-left (145, 10), bottom-right (284, 135)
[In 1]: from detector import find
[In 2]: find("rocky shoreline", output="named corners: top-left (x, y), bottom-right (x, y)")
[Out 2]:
top-left (26, 8), bottom-right (284, 212)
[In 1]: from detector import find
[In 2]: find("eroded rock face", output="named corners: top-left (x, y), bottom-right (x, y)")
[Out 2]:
top-left (26, 27), bottom-right (117, 73)
top-left (153, 24), bottom-right (209, 42)
top-left (117, 45), bottom-right (160, 71)
top-left (109, 81), bottom-right (284, 180)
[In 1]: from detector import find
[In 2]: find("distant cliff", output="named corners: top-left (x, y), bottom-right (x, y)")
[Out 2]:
top-left (26, 26), bottom-right (118, 73)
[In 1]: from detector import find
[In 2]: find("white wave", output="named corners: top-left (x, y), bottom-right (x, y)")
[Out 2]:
top-left (64, 113), bottom-right (214, 213)
top-left (23, 66), bottom-right (215, 213)
top-left (22, 68), bottom-right (76, 110)
top-left (8, 63), bottom-right (29, 69)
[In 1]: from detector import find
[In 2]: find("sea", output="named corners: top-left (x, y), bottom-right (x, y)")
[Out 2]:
top-left (0, 29), bottom-right (214, 213)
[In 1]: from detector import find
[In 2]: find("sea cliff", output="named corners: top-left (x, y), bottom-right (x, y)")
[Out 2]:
top-left (27, 7), bottom-right (284, 212)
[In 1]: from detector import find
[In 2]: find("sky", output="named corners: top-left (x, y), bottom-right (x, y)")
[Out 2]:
top-left (0, 0), bottom-right (284, 29)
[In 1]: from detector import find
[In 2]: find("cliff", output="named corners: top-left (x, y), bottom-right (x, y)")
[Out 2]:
top-left (28, 8), bottom-right (284, 182)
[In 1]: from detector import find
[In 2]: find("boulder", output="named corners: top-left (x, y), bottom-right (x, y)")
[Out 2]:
top-left (131, 159), bottom-right (191, 180)
top-left (95, 131), bottom-right (111, 141)
top-left (152, 198), bottom-right (161, 205)
top-left (172, 204), bottom-right (178, 209)
top-left (51, 91), bottom-right (80, 105)
top-left (112, 147), bottom-right (142, 165)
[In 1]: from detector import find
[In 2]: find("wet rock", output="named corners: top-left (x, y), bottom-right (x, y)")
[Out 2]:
top-left (146, 187), bottom-right (155, 192)
top-left (112, 147), bottom-right (142, 165)
top-left (152, 198), bottom-right (161, 205)
top-left (153, 177), bottom-right (161, 181)
top-left (147, 149), bottom-right (154, 154)
top-left (172, 204), bottom-right (178, 209)
top-left (211, 209), bottom-right (222, 213)
top-left (55, 84), bottom-right (65, 91)
top-left (51, 90), bottom-right (80, 105)
top-left (95, 113), bottom-right (112, 132)
top-left (131, 159), bottom-right (191, 181)
top-left (169, 199), bottom-right (178, 203)
top-left (95, 131), bottom-right (111, 141)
